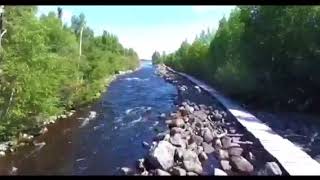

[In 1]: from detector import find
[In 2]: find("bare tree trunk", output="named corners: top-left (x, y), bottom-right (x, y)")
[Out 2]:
top-left (0, 5), bottom-right (5, 50)
top-left (77, 26), bottom-right (84, 84)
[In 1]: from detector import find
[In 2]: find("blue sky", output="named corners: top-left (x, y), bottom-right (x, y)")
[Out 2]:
top-left (38, 6), bottom-right (235, 59)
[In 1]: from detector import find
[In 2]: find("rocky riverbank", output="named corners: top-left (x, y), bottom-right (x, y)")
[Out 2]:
top-left (128, 65), bottom-right (287, 176)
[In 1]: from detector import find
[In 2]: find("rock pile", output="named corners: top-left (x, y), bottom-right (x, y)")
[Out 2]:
top-left (135, 101), bottom-right (262, 176)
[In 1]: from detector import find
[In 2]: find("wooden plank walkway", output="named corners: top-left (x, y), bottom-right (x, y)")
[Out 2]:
top-left (165, 66), bottom-right (320, 175)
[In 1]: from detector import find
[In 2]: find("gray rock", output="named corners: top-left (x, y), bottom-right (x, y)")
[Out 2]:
top-left (202, 142), bottom-right (215, 154)
top-left (221, 137), bottom-right (232, 149)
top-left (198, 152), bottom-right (208, 162)
top-left (214, 168), bottom-right (227, 176)
top-left (220, 111), bottom-right (227, 118)
top-left (185, 105), bottom-right (195, 114)
top-left (172, 167), bottom-right (187, 176)
top-left (137, 158), bottom-right (145, 171)
top-left (0, 143), bottom-right (9, 152)
top-left (199, 104), bottom-right (207, 111)
top-left (230, 156), bottom-right (254, 174)
top-left (165, 120), bottom-right (173, 125)
top-left (193, 111), bottom-right (207, 121)
top-left (0, 151), bottom-right (5, 157)
top-left (264, 162), bottom-right (282, 175)
top-left (187, 142), bottom-right (197, 151)
top-left (40, 127), bottom-right (48, 134)
top-left (182, 150), bottom-right (203, 174)
top-left (140, 170), bottom-right (149, 176)
top-left (148, 140), bottom-right (176, 170)
top-left (220, 160), bottom-right (232, 171)
top-left (171, 118), bottom-right (185, 128)
top-left (245, 151), bottom-right (255, 162)
top-left (170, 127), bottom-right (184, 135)
top-left (191, 135), bottom-right (203, 146)
top-left (183, 116), bottom-right (189, 123)
top-left (193, 105), bottom-right (200, 111)
top-left (10, 166), bottom-right (18, 175)
top-left (212, 113), bottom-right (223, 121)
top-left (156, 169), bottom-right (171, 176)
top-left (195, 146), bottom-right (204, 155)
top-left (164, 134), bottom-right (170, 141)
top-left (217, 149), bottom-right (229, 160)
top-left (228, 147), bottom-right (243, 156)
top-left (214, 138), bottom-right (222, 149)
top-left (187, 171), bottom-right (198, 176)
top-left (170, 133), bottom-right (186, 148)
top-left (179, 107), bottom-right (189, 117)
top-left (203, 128), bottom-right (215, 143)
top-left (120, 167), bottom-right (133, 175)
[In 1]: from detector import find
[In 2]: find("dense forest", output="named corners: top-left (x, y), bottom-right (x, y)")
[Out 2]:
top-left (153, 6), bottom-right (320, 114)
top-left (0, 6), bottom-right (139, 141)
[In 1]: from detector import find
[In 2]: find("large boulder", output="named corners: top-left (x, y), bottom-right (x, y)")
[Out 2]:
top-left (156, 169), bottom-right (171, 176)
top-left (202, 142), bottom-right (215, 154)
top-left (203, 128), bottom-right (215, 143)
top-left (217, 149), bottom-right (229, 160)
top-left (230, 156), bottom-right (254, 174)
top-left (191, 134), bottom-right (203, 146)
top-left (228, 147), bottom-right (243, 156)
top-left (220, 160), bottom-right (232, 171)
top-left (172, 166), bottom-right (187, 176)
top-left (179, 107), bottom-right (189, 117)
top-left (182, 150), bottom-right (203, 174)
top-left (147, 140), bottom-right (176, 170)
top-left (221, 137), bottom-right (232, 149)
top-left (185, 105), bottom-right (195, 114)
top-left (170, 127), bottom-right (184, 135)
top-left (120, 167), bottom-right (134, 175)
top-left (171, 118), bottom-right (185, 128)
top-left (187, 172), bottom-right (198, 176)
top-left (214, 168), bottom-right (228, 176)
top-left (170, 133), bottom-right (186, 148)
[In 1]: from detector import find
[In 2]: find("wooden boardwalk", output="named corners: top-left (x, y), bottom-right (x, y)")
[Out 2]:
top-left (165, 66), bottom-right (320, 175)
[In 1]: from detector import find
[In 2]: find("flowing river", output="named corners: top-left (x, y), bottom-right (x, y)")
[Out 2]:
top-left (0, 60), bottom-right (178, 175)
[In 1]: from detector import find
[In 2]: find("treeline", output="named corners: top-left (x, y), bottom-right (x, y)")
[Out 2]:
top-left (154, 6), bottom-right (320, 113)
top-left (0, 6), bottom-right (139, 141)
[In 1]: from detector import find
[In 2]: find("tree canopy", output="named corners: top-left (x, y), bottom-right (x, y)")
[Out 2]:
top-left (0, 6), bottom-right (139, 141)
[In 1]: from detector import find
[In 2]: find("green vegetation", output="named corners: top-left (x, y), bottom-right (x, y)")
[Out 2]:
top-left (0, 6), bottom-right (139, 141)
top-left (158, 6), bottom-right (320, 113)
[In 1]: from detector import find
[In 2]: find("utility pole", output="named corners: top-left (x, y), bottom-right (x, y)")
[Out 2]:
top-left (0, 5), bottom-right (7, 50)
